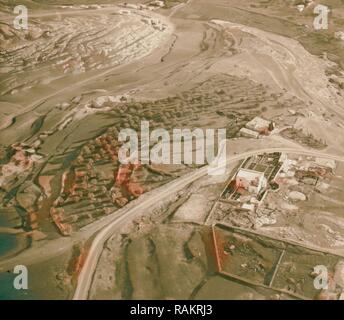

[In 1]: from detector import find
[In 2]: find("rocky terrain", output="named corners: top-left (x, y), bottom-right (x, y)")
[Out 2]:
top-left (1, 0), bottom-right (344, 300)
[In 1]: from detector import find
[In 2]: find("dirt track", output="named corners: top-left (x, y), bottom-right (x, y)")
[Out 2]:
top-left (2, 0), bottom-right (344, 300)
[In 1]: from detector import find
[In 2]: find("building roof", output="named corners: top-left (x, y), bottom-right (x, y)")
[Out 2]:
top-left (237, 168), bottom-right (265, 182)
top-left (242, 203), bottom-right (255, 211)
top-left (246, 116), bottom-right (271, 132)
top-left (239, 127), bottom-right (259, 138)
top-left (315, 158), bottom-right (336, 170)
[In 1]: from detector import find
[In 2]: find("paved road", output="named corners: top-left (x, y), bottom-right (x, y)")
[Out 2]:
top-left (73, 147), bottom-right (344, 299)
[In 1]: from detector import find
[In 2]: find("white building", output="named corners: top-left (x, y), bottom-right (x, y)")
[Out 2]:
top-left (236, 168), bottom-right (267, 194)
top-left (242, 203), bottom-right (255, 212)
top-left (246, 116), bottom-right (272, 133)
top-left (239, 127), bottom-right (259, 139)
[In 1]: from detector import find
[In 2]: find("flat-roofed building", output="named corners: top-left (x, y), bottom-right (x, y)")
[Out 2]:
top-left (235, 168), bottom-right (267, 195)
top-left (245, 116), bottom-right (273, 134)
top-left (315, 157), bottom-right (336, 171)
top-left (239, 127), bottom-right (259, 139)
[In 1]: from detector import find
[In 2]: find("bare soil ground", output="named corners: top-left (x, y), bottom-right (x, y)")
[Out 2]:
top-left (2, 0), bottom-right (344, 299)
